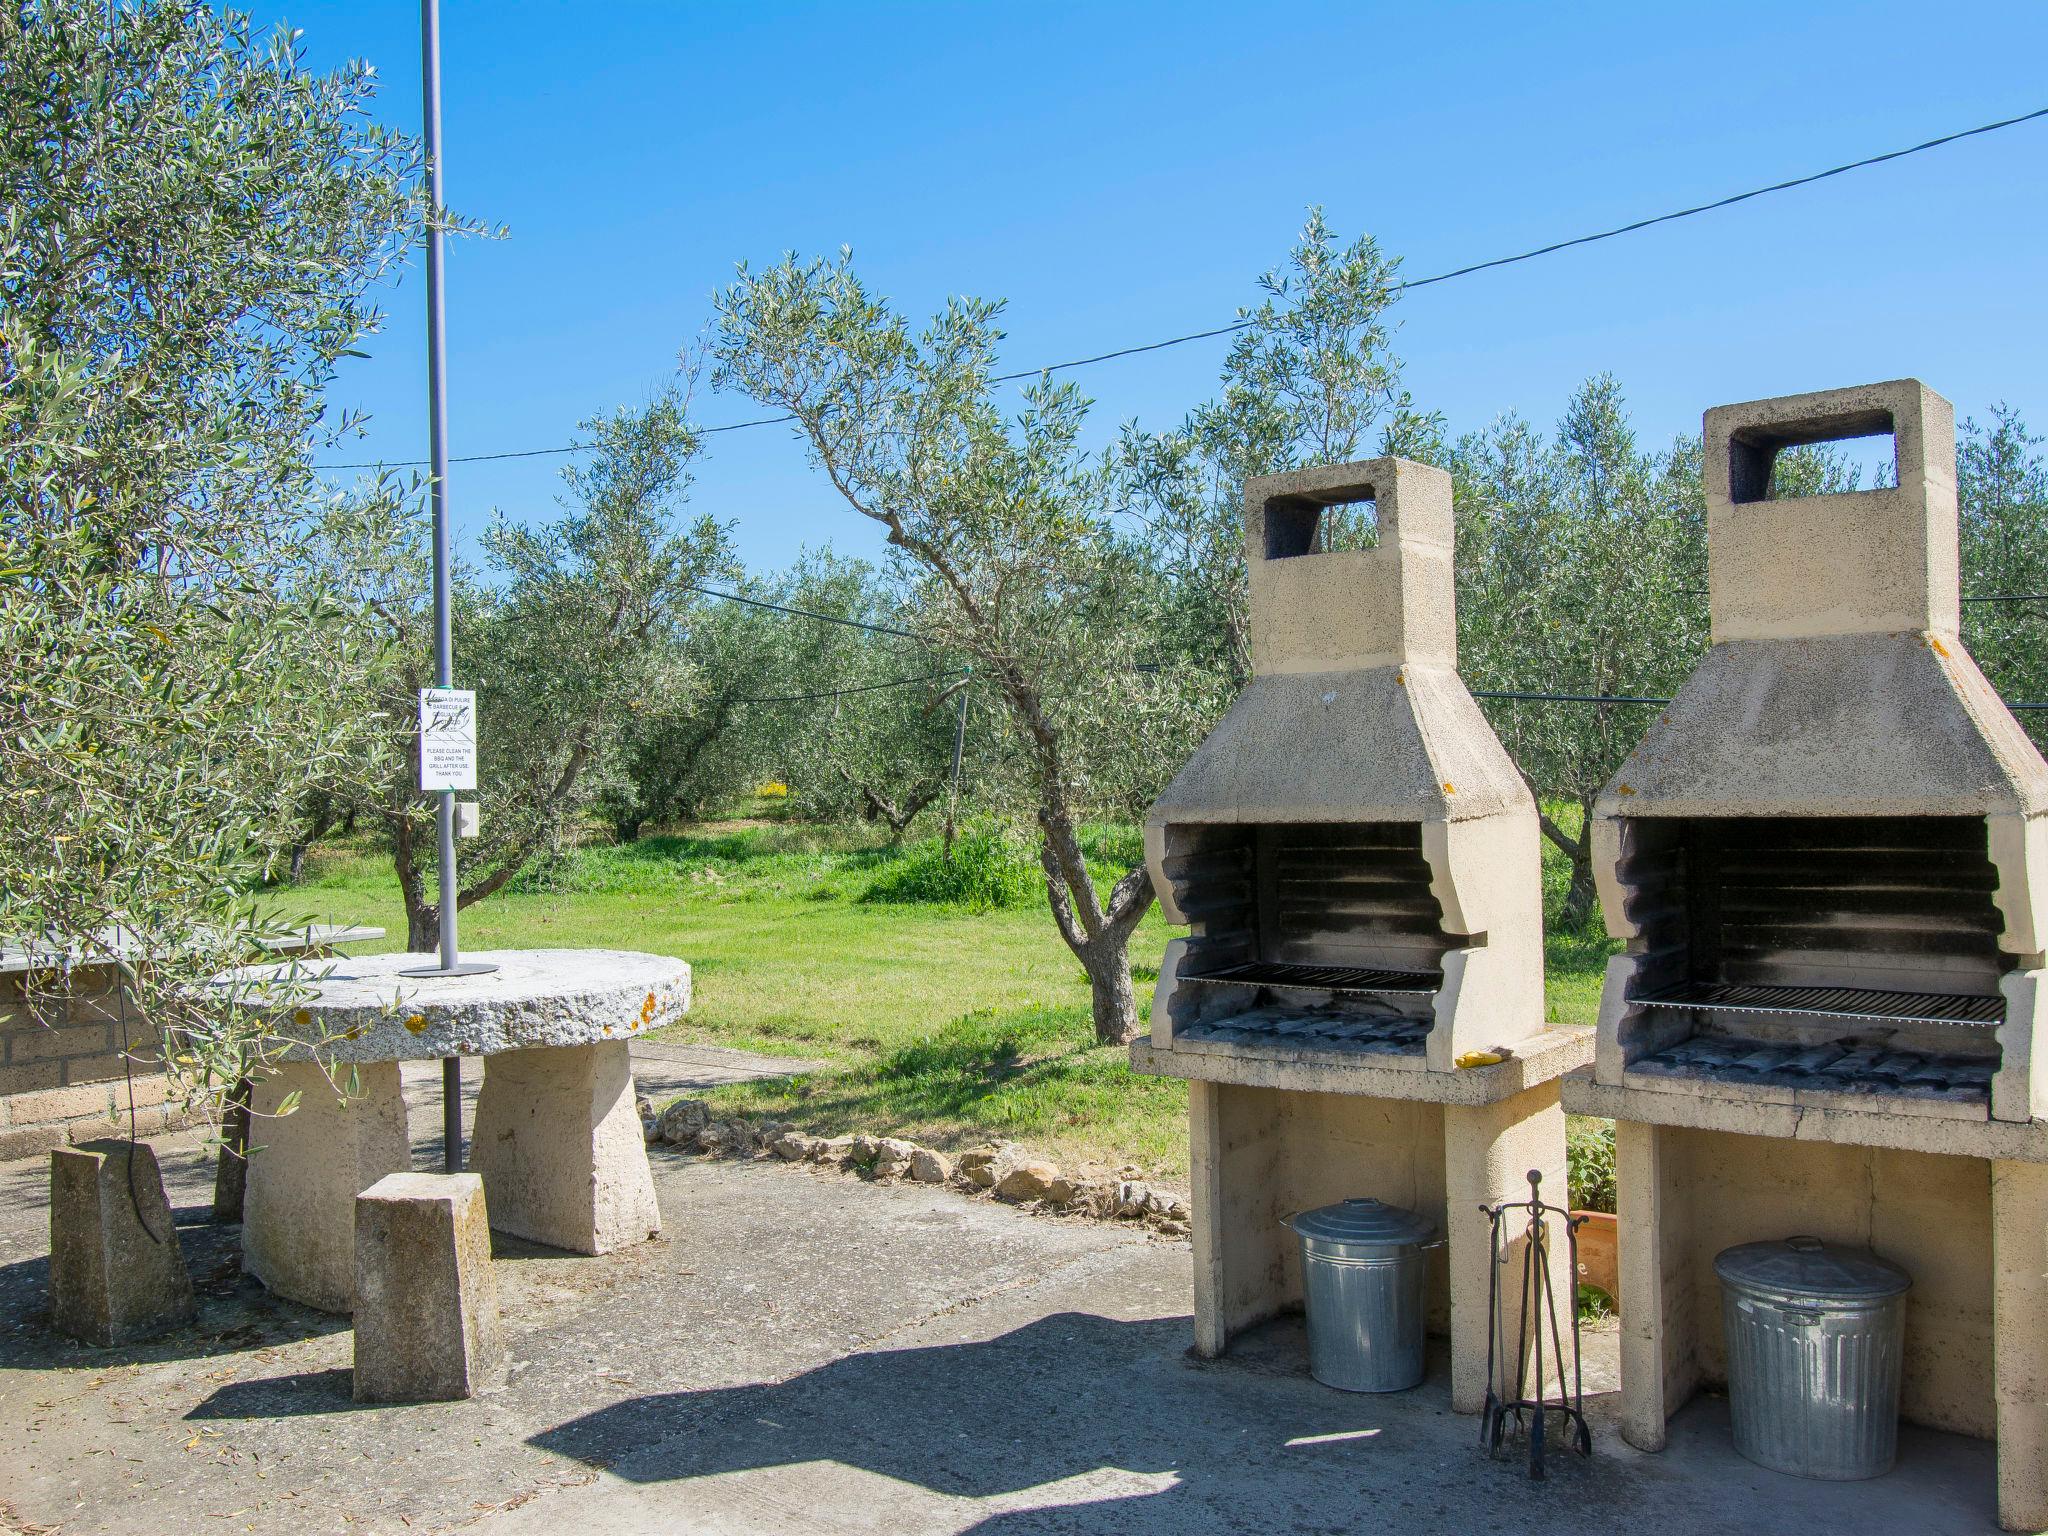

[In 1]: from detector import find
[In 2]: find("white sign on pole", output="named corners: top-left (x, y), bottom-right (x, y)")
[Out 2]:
top-left (418, 687), bottom-right (478, 791)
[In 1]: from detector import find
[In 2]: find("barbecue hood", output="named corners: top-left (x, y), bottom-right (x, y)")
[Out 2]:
top-left (1591, 380), bottom-right (2048, 1123)
top-left (1592, 379), bottom-right (2048, 824)
top-left (1145, 457), bottom-right (1527, 829)
top-left (1144, 458), bottom-right (1547, 1071)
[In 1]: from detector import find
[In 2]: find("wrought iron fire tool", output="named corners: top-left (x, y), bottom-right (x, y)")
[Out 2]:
top-left (1479, 1168), bottom-right (1591, 1478)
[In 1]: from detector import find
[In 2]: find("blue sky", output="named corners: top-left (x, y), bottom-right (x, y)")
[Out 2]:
top-left (258, 1), bottom-right (2048, 572)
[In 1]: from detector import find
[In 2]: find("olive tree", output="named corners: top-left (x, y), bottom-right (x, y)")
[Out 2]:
top-left (1959, 406), bottom-right (2048, 746)
top-left (341, 390), bottom-right (737, 947)
top-left (1, 2), bottom-right (430, 1094)
top-left (598, 572), bottom-right (810, 838)
top-left (757, 553), bottom-right (981, 838)
top-left (1117, 209), bottom-right (1441, 690)
top-left (713, 254), bottom-right (1194, 1043)
top-left (1452, 377), bottom-right (1708, 925)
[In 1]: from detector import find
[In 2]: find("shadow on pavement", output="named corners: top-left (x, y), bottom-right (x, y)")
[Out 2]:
top-left (186, 1366), bottom-right (359, 1419)
top-left (0, 1217), bottom-right (347, 1373)
top-left (526, 1311), bottom-right (1526, 1532)
top-left (526, 1308), bottom-right (2000, 1536)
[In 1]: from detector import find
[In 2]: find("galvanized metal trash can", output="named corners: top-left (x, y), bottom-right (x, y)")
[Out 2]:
top-left (1714, 1236), bottom-right (1912, 1480)
top-left (1284, 1197), bottom-right (1441, 1393)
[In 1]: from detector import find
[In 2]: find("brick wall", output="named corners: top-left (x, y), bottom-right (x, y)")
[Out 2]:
top-left (0, 966), bottom-right (196, 1161)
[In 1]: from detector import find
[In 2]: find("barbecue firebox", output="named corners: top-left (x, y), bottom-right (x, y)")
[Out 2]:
top-left (1131, 457), bottom-right (1592, 1413)
top-left (1565, 380), bottom-right (2048, 1531)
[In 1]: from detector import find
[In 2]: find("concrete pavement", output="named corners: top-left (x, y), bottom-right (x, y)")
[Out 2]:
top-left (0, 1043), bottom-right (2005, 1536)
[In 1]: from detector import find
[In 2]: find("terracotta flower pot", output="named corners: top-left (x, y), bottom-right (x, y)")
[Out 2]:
top-left (1572, 1209), bottom-right (1619, 1305)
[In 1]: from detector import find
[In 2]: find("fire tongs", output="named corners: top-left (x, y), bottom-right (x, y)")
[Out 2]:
top-left (1479, 1168), bottom-right (1592, 1477)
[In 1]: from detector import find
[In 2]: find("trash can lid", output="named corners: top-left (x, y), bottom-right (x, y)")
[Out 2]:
top-left (1284, 1197), bottom-right (1439, 1252)
top-left (1713, 1235), bottom-right (1911, 1300)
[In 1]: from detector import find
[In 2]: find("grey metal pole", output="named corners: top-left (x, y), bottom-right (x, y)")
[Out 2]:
top-left (943, 669), bottom-right (968, 858)
top-left (423, 0), bottom-right (463, 1170)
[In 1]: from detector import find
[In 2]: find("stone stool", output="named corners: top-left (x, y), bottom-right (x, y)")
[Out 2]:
top-left (49, 1140), bottom-right (196, 1346)
top-left (353, 1171), bottom-right (503, 1402)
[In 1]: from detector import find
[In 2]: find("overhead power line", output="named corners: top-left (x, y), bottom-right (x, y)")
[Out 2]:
top-left (314, 103), bottom-right (2048, 473)
top-left (683, 582), bottom-right (928, 641)
top-left (730, 668), bottom-right (963, 705)
top-left (1475, 685), bottom-right (2048, 712)
top-left (1472, 688), bottom-right (1670, 706)
top-left (1394, 102), bottom-right (2048, 292)
top-left (1689, 588), bottom-right (2048, 603)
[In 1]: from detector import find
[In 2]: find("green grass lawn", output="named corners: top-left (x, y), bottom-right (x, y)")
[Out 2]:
top-left (277, 817), bottom-right (1617, 1181)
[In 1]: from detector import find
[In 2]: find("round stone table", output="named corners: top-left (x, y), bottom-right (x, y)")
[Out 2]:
top-left (236, 949), bottom-right (689, 1312)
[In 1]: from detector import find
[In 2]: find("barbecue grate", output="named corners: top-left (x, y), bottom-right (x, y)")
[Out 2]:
top-left (1633, 981), bottom-right (2003, 1028)
top-left (1182, 959), bottom-right (1442, 996)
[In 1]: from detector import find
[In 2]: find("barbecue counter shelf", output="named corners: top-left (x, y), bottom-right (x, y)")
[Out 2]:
top-left (1129, 456), bottom-right (1592, 1416)
top-left (1558, 379), bottom-right (2048, 1533)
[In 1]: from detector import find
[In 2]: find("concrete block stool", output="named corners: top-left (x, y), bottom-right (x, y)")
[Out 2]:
top-left (49, 1140), bottom-right (196, 1346)
top-left (353, 1171), bottom-right (503, 1402)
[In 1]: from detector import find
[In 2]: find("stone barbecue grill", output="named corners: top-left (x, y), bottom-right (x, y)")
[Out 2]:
top-left (1564, 380), bottom-right (2048, 1533)
top-left (1612, 814), bottom-right (2009, 1106)
top-left (1589, 378), bottom-right (2048, 1125)
top-left (1142, 458), bottom-right (1558, 1079)
top-left (1133, 456), bottom-right (1590, 1414)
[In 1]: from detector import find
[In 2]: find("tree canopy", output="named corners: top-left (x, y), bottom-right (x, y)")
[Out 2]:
top-left (1, 1), bottom-right (431, 1094)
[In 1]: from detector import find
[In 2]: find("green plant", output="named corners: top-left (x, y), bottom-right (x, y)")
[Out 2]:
top-left (2, 1), bottom-right (437, 1101)
top-left (1566, 1115), bottom-right (1617, 1214)
top-left (714, 252), bottom-right (1185, 1044)
top-left (861, 826), bottom-right (1039, 911)
top-left (330, 388), bottom-right (740, 949)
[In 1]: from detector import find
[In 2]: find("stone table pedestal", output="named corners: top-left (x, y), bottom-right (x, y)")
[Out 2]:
top-left (470, 1042), bottom-right (659, 1253)
top-left (237, 949), bottom-right (689, 1312)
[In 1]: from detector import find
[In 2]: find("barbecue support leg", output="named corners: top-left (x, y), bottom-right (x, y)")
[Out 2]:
top-left (1444, 1083), bottom-right (1571, 1415)
top-left (1188, 1080), bottom-right (1240, 1358)
top-left (1615, 1118), bottom-right (1697, 1451)
top-left (1992, 1157), bottom-right (2048, 1532)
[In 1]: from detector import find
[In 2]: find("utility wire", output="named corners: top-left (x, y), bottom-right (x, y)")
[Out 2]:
top-left (1474, 685), bottom-right (2048, 712)
top-left (683, 582), bottom-right (928, 640)
top-left (1688, 589), bottom-right (2048, 603)
top-left (730, 668), bottom-right (964, 705)
top-left (1395, 103), bottom-right (2048, 292)
top-left (314, 103), bottom-right (2048, 472)
top-left (1473, 688), bottom-right (1670, 706)
top-left (316, 411), bottom-right (800, 471)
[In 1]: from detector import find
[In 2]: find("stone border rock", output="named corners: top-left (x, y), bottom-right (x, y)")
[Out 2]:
top-left (640, 1097), bottom-right (1190, 1237)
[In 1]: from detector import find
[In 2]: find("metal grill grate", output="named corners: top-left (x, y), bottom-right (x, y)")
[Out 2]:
top-left (1182, 959), bottom-right (1442, 996)
top-left (1633, 981), bottom-right (2004, 1028)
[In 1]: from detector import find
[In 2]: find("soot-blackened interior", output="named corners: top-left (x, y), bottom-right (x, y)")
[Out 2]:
top-left (1159, 822), bottom-right (1455, 1055)
top-left (1612, 815), bottom-right (2006, 1100)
